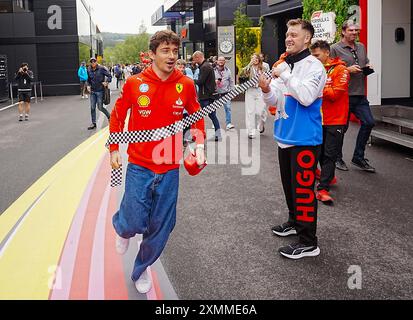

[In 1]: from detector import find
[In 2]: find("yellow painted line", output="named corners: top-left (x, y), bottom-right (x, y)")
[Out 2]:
top-left (0, 130), bottom-right (107, 242)
top-left (0, 129), bottom-right (109, 300)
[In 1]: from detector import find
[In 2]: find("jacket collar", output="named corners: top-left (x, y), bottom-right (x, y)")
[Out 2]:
top-left (285, 49), bottom-right (311, 71)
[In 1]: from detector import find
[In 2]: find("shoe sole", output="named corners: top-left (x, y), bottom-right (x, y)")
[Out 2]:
top-left (136, 283), bottom-right (152, 294)
top-left (351, 162), bottom-right (376, 173)
top-left (319, 199), bottom-right (334, 206)
top-left (272, 229), bottom-right (297, 237)
top-left (280, 247), bottom-right (321, 259)
top-left (336, 166), bottom-right (349, 171)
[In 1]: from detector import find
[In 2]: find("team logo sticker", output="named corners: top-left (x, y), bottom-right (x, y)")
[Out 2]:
top-left (176, 83), bottom-right (184, 94)
top-left (139, 84), bottom-right (149, 93)
top-left (138, 95), bottom-right (150, 107)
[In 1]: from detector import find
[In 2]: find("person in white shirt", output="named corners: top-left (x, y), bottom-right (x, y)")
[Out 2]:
top-left (258, 19), bottom-right (326, 260)
top-left (242, 53), bottom-right (270, 139)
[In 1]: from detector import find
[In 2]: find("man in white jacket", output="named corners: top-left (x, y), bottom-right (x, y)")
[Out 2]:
top-left (259, 19), bottom-right (327, 259)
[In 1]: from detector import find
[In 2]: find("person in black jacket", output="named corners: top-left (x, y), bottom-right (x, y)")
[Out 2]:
top-left (86, 57), bottom-right (112, 130)
top-left (15, 63), bottom-right (34, 122)
top-left (193, 51), bottom-right (221, 141)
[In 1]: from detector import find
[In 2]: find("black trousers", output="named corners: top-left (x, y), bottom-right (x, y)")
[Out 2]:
top-left (318, 125), bottom-right (345, 192)
top-left (278, 145), bottom-right (321, 246)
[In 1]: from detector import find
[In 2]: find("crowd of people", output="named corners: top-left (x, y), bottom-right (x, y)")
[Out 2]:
top-left (59, 19), bottom-right (375, 294)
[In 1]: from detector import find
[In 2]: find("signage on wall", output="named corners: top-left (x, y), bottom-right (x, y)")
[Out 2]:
top-left (217, 26), bottom-right (236, 78)
top-left (311, 11), bottom-right (337, 44)
top-left (47, 5), bottom-right (62, 30)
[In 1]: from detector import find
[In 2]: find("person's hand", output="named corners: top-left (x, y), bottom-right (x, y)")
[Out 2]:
top-left (102, 82), bottom-right (108, 87)
top-left (258, 73), bottom-right (272, 93)
top-left (195, 145), bottom-right (206, 167)
top-left (87, 86), bottom-right (91, 92)
top-left (19, 68), bottom-right (23, 73)
top-left (348, 65), bottom-right (362, 73)
top-left (110, 151), bottom-right (122, 169)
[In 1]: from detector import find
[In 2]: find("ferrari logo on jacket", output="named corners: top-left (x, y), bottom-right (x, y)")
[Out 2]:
top-left (176, 83), bottom-right (184, 94)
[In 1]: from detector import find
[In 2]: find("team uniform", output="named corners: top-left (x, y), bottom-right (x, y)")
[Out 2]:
top-left (109, 66), bottom-right (205, 282)
top-left (317, 58), bottom-right (349, 197)
top-left (262, 49), bottom-right (327, 257)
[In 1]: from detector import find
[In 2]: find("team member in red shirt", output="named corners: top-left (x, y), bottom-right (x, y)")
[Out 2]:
top-left (109, 30), bottom-right (206, 294)
top-left (311, 40), bottom-right (349, 204)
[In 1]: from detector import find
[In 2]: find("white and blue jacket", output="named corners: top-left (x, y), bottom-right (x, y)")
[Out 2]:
top-left (262, 50), bottom-right (327, 147)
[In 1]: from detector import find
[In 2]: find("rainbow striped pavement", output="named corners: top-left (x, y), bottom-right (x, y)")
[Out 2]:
top-left (0, 129), bottom-right (177, 300)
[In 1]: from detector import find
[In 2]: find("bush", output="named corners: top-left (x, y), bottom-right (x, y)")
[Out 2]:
top-left (302, 0), bottom-right (359, 42)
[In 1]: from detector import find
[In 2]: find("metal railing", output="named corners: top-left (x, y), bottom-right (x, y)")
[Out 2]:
top-left (9, 81), bottom-right (44, 105)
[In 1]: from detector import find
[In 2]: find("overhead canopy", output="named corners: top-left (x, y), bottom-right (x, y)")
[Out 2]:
top-left (163, 0), bottom-right (215, 13)
top-left (152, 5), bottom-right (194, 26)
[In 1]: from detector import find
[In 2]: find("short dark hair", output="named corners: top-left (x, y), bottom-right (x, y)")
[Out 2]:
top-left (310, 40), bottom-right (331, 52)
top-left (287, 18), bottom-right (315, 39)
top-left (149, 30), bottom-right (181, 53)
top-left (341, 20), bottom-right (360, 37)
top-left (21, 62), bottom-right (29, 68)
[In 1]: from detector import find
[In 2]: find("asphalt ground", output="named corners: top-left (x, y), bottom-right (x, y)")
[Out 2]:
top-left (0, 88), bottom-right (114, 214)
top-left (162, 102), bottom-right (413, 300)
top-left (0, 86), bottom-right (412, 299)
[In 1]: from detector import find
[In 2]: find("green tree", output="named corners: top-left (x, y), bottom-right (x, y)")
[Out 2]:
top-left (302, 0), bottom-right (359, 42)
top-left (103, 24), bottom-right (151, 65)
top-left (234, 3), bottom-right (258, 68)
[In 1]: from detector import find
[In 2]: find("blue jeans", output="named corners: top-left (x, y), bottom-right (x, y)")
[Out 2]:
top-left (350, 96), bottom-right (375, 160)
top-left (200, 98), bottom-right (221, 138)
top-left (90, 91), bottom-right (110, 124)
top-left (223, 101), bottom-right (232, 126)
top-left (338, 96), bottom-right (375, 161)
top-left (113, 164), bottom-right (179, 281)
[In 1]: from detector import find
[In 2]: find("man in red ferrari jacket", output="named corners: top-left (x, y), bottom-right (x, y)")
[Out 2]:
top-left (109, 30), bottom-right (206, 294)
top-left (311, 40), bottom-right (349, 204)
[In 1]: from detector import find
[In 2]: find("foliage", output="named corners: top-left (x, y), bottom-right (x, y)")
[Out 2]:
top-left (234, 3), bottom-right (258, 69)
top-left (78, 43), bottom-right (90, 64)
top-left (103, 31), bottom-right (150, 65)
top-left (302, 0), bottom-right (359, 42)
top-left (100, 32), bottom-right (137, 49)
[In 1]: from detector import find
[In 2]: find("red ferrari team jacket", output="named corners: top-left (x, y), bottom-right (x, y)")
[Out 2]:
top-left (322, 58), bottom-right (350, 126)
top-left (109, 67), bottom-right (206, 174)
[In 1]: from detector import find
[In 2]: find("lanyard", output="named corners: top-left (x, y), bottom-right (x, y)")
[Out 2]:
top-left (107, 68), bottom-right (273, 187)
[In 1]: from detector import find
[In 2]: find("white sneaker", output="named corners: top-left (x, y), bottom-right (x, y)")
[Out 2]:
top-left (85, 95), bottom-right (89, 99)
top-left (135, 269), bottom-right (152, 294)
top-left (115, 235), bottom-right (129, 255)
top-left (226, 123), bottom-right (235, 130)
top-left (258, 121), bottom-right (265, 134)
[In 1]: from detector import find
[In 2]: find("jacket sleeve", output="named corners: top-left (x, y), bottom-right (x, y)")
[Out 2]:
top-left (109, 79), bottom-right (133, 152)
top-left (103, 67), bottom-right (112, 83)
top-left (262, 79), bottom-right (285, 107)
top-left (185, 81), bottom-right (206, 145)
top-left (323, 66), bottom-right (349, 102)
top-left (194, 65), bottom-right (208, 86)
top-left (279, 62), bottom-right (327, 107)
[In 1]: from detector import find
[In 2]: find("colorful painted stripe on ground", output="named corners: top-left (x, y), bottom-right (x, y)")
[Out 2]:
top-left (0, 128), bottom-right (167, 300)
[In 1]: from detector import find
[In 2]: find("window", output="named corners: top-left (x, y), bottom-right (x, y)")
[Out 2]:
top-left (0, 0), bottom-right (13, 13)
top-left (247, 0), bottom-right (260, 5)
top-left (0, 0), bottom-right (33, 13)
top-left (13, 0), bottom-right (32, 12)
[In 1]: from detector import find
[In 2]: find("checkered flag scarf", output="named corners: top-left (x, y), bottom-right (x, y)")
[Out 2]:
top-left (107, 70), bottom-right (272, 187)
